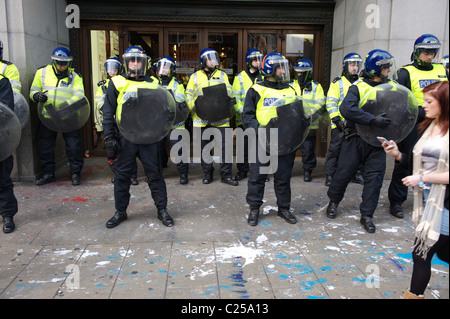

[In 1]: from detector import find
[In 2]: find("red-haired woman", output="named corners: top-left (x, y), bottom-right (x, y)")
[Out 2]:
top-left (379, 80), bottom-right (449, 299)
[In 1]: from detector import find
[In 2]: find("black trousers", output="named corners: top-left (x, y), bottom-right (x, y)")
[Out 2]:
top-left (113, 137), bottom-right (167, 212)
top-left (327, 136), bottom-right (386, 217)
top-left (388, 124), bottom-right (418, 206)
top-left (324, 128), bottom-right (342, 176)
top-left (169, 130), bottom-right (189, 175)
top-left (0, 155), bottom-right (18, 218)
top-left (37, 122), bottom-right (84, 175)
top-left (195, 126), bottom-right (232, 179)
top-left (299, 130), bottom-right (317, 172)
top-left (410, 234), bottom-right (449, 295)
top-left (236, 128), bottom-right (250, 174)
top-left (247, 149), bottom-right (296, 210)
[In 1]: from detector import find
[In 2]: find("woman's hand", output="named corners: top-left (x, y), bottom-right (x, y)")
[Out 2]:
top-left (402, 174), bottom-right (421, 187)
top-left (377, 137), bottom-right (401, 161)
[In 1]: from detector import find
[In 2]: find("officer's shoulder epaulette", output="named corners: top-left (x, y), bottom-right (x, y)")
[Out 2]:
top-left (0, 60), bottom-right (13, 65)
top-left (332, 76), bottom-right (341, 83)
top-left (37, 65), bottom-right (48, 70)
top-left (73, 69), bottom-right (83, 78)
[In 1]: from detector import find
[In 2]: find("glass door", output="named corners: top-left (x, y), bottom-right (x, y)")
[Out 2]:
top-left (166, 30), bottom-right (200, 85)
top-left (89, 29), bottom-right (120, 154)
top-left (207, 30), bottom-right (240, 84)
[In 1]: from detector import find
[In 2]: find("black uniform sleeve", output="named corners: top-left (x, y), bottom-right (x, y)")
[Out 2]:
top-left (339, 84), bottom-right (374, 126)
top-left (396, 68), bottom-right (411, 90)
top-left (102, 79), bottom-right (119, 139)
top-left (0, 77), bottom-right (14, 111)
top-left (242, 87), bottom-right (261, 132)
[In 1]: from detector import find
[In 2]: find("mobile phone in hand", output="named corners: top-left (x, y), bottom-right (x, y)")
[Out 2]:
top-left (378, 136), bottom-right (393, 147)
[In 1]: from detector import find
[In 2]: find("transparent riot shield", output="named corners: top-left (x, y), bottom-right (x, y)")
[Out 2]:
top-left (117, 83), bottom-right (176, 145)
top-left (173, 101), bottom-right (189, 127)
top-left (37, 87), bottom-right (90, 133)
top-left (193, 80), bottom-right (236, 123)
top-left (356, 83), bottom-right (418, 147)
top-left (0, 101), bottom-right (22, 161)
top-left (13, 91), bottom-right (30, 129)
top-left (262, 95), bottom-right (313, 156)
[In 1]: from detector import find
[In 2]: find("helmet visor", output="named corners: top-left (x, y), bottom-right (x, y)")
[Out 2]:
top-left (105, 60), bottom-right (121, 76)
top-left (201, 50), bottom-right (219, 69)
top-left (157, 59), bottom-right (175, 77)
top-left (272, 59), bottom-right (290, 82)
top-left (247, 52), bottom-right (263, 70)
top-left (51, 55), bottom-right (73, 66)
top-left (344, 57), bottom-right (363, 75)
top-left (376, 57), bottom-right (397, 80)
top-left (123, 52), bottom-right (148, 77)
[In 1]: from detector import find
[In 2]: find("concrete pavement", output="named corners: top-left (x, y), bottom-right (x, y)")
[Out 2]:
top-left (0, 156), bottom-right (448, 299)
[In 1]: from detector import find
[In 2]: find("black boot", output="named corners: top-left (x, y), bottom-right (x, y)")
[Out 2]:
top-left (278, 208), bottom-right (297, 224)
top-left (3, 217), bottom-right (15, 233)
top-left (248, 209), bottom-right (259, 226)
top-left (179, 174), bottom-right (188, 185)
top-left (158, 208), bottom-right (174, 227)
top-left (106, 211), bottom-right (127, 229)
top-left (326, 202), bottom-right (338, 219)
top-left (389, 204), bottom-right (404, 218)
top-left (71, 174), bottom-right (81, 186)
top-left (36, 173), bottom-right (55, 186)
top-left (203, 173), bottom-right (213, 184)
top-left (221, 177), bottom-right (238, 186)
top-left (234, 171), bottom-right (247, 181)
top-left (360, 216), bottom-right (376, 233)
top-left (304, 170), bottom-right (312, 182)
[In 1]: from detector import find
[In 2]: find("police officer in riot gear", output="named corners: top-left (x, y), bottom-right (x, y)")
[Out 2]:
top-left (102, 46), bottom-right (174, 228)
top-left (0, 40), bottom-right (21, 93)
top-left (232, 49), bottom-right (264, 181)
top-left (324, 53), bottom-right (364, 186)
top-left (326, 49), bottom-right (395, 233)
top-left (242, 52), bottom-right (299, 226)
top-left (185, 48), bottom-right (238, 186)
top-left (95, 57), bottom-right (139, 186)
top-left (291, 59), bottom-right (326, 182)
top-left (0, 74), bottom-right (18, 233)
top-left (30, 47), bottom-right (85, 186)
top-left (388, 34), bottom-right (448, 218)
top-left (156, 56), bottom-right (189, 184)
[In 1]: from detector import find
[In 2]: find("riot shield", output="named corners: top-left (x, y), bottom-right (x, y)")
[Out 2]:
top-left (262, 96), bottom-right (312, 156)
top-left (37, 87), bottom-right (90, 133)
top-left (0, 101), bottom-right (21, 161)
top-left (193, 80), bottom-right (236, 123)
top-left (117, 83), bottom-right (176, 144)
top-left (356, 83), bottom-right (418, 147)
top-left (174, 101), bottom-right (189, 126)
top-left (13, 90), bottom-right (30, 129)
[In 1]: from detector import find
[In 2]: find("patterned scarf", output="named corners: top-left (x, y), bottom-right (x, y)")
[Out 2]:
top-left (412, 120), bottom-right (449, 259)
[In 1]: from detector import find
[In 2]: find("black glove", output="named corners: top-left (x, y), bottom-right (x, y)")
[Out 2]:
top-left (33, 92), bottom-right (48, 103)
top-left (371, 113), bottom-right (392, 128)
top-left (331, 116), bottom-right (345, 132)
top-left (104, 137), bottom-right (121, 165)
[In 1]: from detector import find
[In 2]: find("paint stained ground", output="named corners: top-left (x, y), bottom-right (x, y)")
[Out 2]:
top-left (0, 157), bottom-right (447, 299)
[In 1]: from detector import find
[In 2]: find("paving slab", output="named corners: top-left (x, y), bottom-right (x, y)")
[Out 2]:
top-left (0, 156), bottom-right (447, 300)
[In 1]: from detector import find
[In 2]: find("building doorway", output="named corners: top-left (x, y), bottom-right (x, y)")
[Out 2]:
top-left (79, 22), bottom-right (325, 156)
